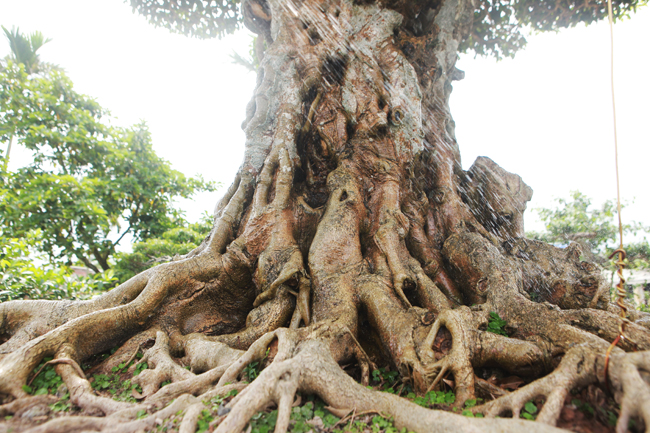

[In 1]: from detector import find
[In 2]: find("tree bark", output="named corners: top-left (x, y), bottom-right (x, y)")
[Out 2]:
top-left (1, 0), bottom-right (650, 432)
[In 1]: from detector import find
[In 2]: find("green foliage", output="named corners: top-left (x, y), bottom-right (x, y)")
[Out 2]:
top-left (371, 367), bottom-right (400, 393)
top-left (246, 397), bottom-right (344, 433)
top-left (91, 371), bottom-right (141, 403)
top-left (410, 389), bottom-right (456, 408)
top-left (0, 230), bottom-right (117, 301)
top-left (461, 400), bottom-right (485, 418)
top-left (520, 401), bottom-right (538, 420)
top-left (197, 409), bottom-right (213, 433)
top-left (527, 191), bottom-right (650, 269)
top-left (50, 393), bottom-right (72, 412)
top-left (241, 348), bottom-right (271, 382)
top-left (607, 410), bottom-right (618, 426)
top-left (367, 415), bottom-right (402, 433)
top-left (486, 311), bottom-right (508, 336)
top-left (134, 361), bottom-right (149, 376)
top-left (207, 389), bottom-right (239, 408)
top-left (244, 361), bottom-right (261, 381)
top-left (571, 399), bottom-right (595, 416)
top-left (23, 357), bottom-right (74, 412)
top-left (0, 61), bottom-right (216, 273)
top-left (249, 409), bottom-right (278, 433)
top-left (112, 218), bottom-right (211, 282)
top-left (22, 357), bottom-right (62, 396)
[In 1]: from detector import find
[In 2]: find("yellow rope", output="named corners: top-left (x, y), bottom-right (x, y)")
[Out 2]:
top-left (603, 0), bottom-right (637, 393)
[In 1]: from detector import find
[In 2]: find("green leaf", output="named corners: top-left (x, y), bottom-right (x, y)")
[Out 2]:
top-left (524, 401), bottom-right (538, 414)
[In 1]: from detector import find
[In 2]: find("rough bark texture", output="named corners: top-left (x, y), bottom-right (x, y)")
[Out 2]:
top-left (1, 0), bottom-right (650, 432)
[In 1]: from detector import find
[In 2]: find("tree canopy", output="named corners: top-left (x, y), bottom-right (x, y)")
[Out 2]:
top-left (128, 0), bottom-right (647, 58)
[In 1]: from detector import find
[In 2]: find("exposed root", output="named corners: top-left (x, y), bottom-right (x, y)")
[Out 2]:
top-left (131, 331), bottom-right (194, 398)
top-left (87, 329), bottom-right (158, 377)
top-left (215, 325), bottom-right (564, 433)
top-left (181, 334), bottom-right (244, 373)
top-left (421, 307), bottom-right (476, 404)
top-left (0, 394), bottom-right (57, 417)
top-left (289, 275), bottom-right (311, 329)
top-left (607, 350), bottom-right (650, 433)
top-left (53, 345), bottom-right (137, 416)
top-left (24, 393), bottom-right (198, 433)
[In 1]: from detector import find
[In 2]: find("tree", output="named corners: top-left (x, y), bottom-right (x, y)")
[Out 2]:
top-left (1, 26), bottom-right (51, 75)
top-left (528, 191), bottom-right (650, 267)
top-left (0, 61), bottom-right (215, 272)
top-left (1, 1), bottom-right (650, 432)
top-left (1, 26), bottom-right (52, 167)
top-left (0, 230), bottom-right (117, 302)
top-left (112, 216), bottom-right (212, 282)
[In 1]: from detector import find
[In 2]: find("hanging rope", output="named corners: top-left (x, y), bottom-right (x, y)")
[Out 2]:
top-left (602, 0), bottom-right (637, 394)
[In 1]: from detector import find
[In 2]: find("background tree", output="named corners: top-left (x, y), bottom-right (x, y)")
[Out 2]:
top-left (528, 191), bottom-right (650, 267)
top-left (112, 216), bottom-right (212, 282)
top-left (1, 1), bottom-right (649, 433)
top-left (1, 26), bottom-right (51, 74)
top-left (0, 26), bottom-right (52, 168)
top-left (0, 230), bottom-right (117, 302)
top-left (0, 59), bottom-right (216, 272)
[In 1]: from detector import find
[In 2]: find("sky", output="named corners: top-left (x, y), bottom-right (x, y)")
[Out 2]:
top-left (1, 1), bottom-right (648, 239)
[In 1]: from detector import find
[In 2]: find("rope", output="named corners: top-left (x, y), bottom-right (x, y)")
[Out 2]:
top-left (602, 0), bottom-right (637, 394)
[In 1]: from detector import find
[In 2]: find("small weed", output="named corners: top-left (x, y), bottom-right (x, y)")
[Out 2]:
top-left (520, 401), bottom-right (538, 420)
top-left (332, 414), bottom-right (414, 433)
top-left (23, 357), bottom-right (63, 395)
top-left (246, 395), bottom-right (341, 433)
top-left (244, 349), bottom-right (271, 382)
top-left (371, 367), bottom-right (400, 393)
top-left (206, 388), bottom-right (239, 412)
top-left (249, 409), bottom-right (278, 433)
top-left (91, 373), bottom-right (141, 402)
top-left (197, 409), bottom-right (213, 433)
top-left (571, 399), bottom-right (595, 416)
top-left (461, 399), bottom-right (484, 417)
top-left (50, 393), bottom-right (72, 412)
top-left (409, 390), bottom-right (456, 408)
top-left (136, 409), bottom-right (147, 419)
top-left (487, 312), bottom-right (508, 336)
top-left (244, 361), bottom-right (260, 381)
top-left (134, 361), bottom-right (148, 376)
top-left (607, 410), bottom-right (618, 426)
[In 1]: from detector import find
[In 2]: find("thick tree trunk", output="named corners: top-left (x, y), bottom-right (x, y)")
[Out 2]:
top-left (1, 0), bottom-right (650, 432)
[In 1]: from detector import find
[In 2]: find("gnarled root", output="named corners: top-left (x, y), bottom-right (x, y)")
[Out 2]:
top-left (475, 343), bottom-right (594, 424)
top-left (607, 350), bottom-right (650, 433)
top-left (420, 307), bottom-right (476, 404)
top-left (215, 325), bottom-right (564, 433)
top-left (131, 331), bottom-right (194, 398)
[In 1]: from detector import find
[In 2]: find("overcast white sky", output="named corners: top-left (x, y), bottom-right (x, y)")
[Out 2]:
top-left (1, 1), bottom-right (648, 239)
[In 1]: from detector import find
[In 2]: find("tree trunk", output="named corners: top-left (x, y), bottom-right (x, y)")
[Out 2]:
top-left (1, 0), bottom-right (650, 431)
